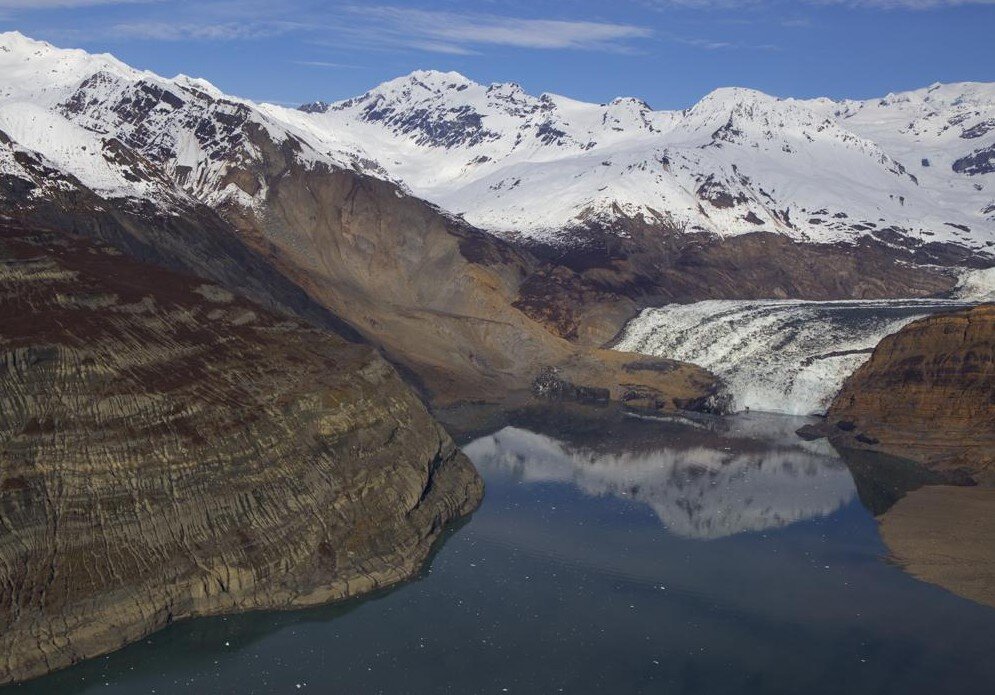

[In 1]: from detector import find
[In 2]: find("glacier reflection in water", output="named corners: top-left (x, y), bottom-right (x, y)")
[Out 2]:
top-left (615, 298), bottom-right (971, 415)
top-left (463, 414), bottom-right (855, 540)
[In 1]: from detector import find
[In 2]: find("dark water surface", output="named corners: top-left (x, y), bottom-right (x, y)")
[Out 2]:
top-left (8, 407), bottom-right (995, 694)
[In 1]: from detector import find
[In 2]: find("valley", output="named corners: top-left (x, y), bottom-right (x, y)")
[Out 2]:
top-left (0, 27), bottom-right (992, 691)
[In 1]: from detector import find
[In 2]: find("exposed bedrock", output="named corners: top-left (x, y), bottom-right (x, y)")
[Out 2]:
top-left (804, 305), bottom-right (995, 609)
top-left (826, 304), bottom-right (995, 485)
top-left (1, 126), bottom-right (722, 413)
top-left (513, 219), bottom-right (963, 345)
top-left (212, 129), bottom-right (720, 410)
top-left (0, 224), bottom-right (482, 685)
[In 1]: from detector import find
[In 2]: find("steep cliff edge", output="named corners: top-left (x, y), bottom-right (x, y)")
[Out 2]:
top-left (0, 223), bottom-right (483, 685)
top-left (826, 304), bottom-right (995, 484)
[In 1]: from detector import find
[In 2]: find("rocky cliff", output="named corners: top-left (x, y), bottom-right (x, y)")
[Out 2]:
top-left (0, 222), bottom-right (483, 685)
top-left (827, 304), bottom-right (995, 485)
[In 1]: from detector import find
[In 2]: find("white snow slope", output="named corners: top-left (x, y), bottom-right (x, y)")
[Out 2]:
top-left (278, 71), bottom-right (995, 250)
top-left (0, 31), bottom-right (361, 210)
top-left (2, 30), bottom-right (994, 255)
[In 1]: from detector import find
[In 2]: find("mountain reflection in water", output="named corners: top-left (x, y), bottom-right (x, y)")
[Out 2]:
top-left (8, 406), bottom-right (994, 695)
top-left (464, 413), bottom-right (855, 540)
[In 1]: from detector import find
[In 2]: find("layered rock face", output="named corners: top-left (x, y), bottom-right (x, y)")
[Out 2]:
top-left (0, 223), bottom-right (482, 685)
top-left (827, 304), bottom-right (995, 484)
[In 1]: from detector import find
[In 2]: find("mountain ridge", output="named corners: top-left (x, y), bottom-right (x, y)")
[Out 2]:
top-left (0, 30), bottom-right (985, 390)
top-left (1, 31), bottom-right (992, 260)
top-left (283, 68), bottom-right (995, 251)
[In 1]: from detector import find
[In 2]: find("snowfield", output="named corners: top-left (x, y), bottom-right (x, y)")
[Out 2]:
top-left (956, 267), bottom-right (995, 302)
top-left (276, 71), bottom-right (995, 250)
top-left (0, 31), bottom-right (993, 255)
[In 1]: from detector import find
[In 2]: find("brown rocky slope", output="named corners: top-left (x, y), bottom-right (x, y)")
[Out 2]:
top-left (3, 117), bottom-right (960, 413)
top-left (813, 305), bottom-right (995, 609)
top-left (0, 222), bottom-right (482, 684)
top-left (213, 131), bottom-right (721, 410)
top-left (826, 303), bottom-right (995, 485)
top-left (1, 127), bottom-right (722, 414)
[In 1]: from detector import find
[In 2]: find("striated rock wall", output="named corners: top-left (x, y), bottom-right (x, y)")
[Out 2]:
top-left (0, 223), bottom-right (482, 684)
top-left (0, 139), bottom-right (362, 343)
top-left (827, 304), bottom-right (995, 484)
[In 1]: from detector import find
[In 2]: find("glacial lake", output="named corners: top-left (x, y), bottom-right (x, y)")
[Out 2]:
top-left (8, 406), bottom-right (995, 694)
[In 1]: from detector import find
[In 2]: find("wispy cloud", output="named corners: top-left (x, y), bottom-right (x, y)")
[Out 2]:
top-left (822, 0), bottom-right (995, 6)
top-left (26, 2), bottom-right (655, 55)
top-left (646, 0), bottom-right (995, 7)
top-left (109, 20), bottom-right (297, 41)
top-left (340, 6), bottom-right (653, 54)
top-left (293, 60), bottom-right (368, 69)
top-left (674, 35), bottom-right (780, 49)
top-left (0, 0), bottom-right (156, 7)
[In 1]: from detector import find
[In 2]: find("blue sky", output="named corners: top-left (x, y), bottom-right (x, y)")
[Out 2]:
top-left (1, 1), bottom-right (993, 108)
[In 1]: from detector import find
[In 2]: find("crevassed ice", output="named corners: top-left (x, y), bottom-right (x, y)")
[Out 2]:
top-left (955, 267), bottom-right (995, 302)
top-left (615, 299), bottom-right (972, 415)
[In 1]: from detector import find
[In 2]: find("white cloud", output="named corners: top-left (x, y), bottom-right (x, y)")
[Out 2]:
top-left (292, 60), bottom-right (367, 69)
top-left (108, 20), bottom-right (300, 41)
top-left (0, 0), bottom-right (155, 7)
top-left (647, 0), bottom-right (995, 7)
top-left (344, 6), bottom-right (653, 53)
top-left (823, 0), bottom-right (995, 6)
top-left (675, 36), bottom-right (779, 49)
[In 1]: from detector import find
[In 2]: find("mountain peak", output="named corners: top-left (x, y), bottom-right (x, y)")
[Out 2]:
top-left (393, 69), bottom-right (476, 92)
top-left (608, 96), bottom-right (652, 111)
top-left (171, 74), bottom-right (224, 98)
top-left (695, 86), bottom-right (779, 108)
top-left (0, 31), bottom-right (143, 106)
top-left (0, 30), bottom-right (50, 51)
top-left (408, 68), bottom-right (473, 82)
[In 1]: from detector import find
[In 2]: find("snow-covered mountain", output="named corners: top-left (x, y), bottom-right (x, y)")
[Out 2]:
top-left (0, 31), bottom-right (374, 213)
top-left (1, 30), bottom-right (993, 260)
top-left (282, 71), bottom-right (995, 251)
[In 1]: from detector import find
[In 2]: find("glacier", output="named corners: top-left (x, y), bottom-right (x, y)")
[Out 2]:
top-left (615, 299), bottom-right (975, 415)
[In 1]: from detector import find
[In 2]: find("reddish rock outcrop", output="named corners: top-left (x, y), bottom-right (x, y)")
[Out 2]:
top-left (827, 304), bottom-right (995, 485)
